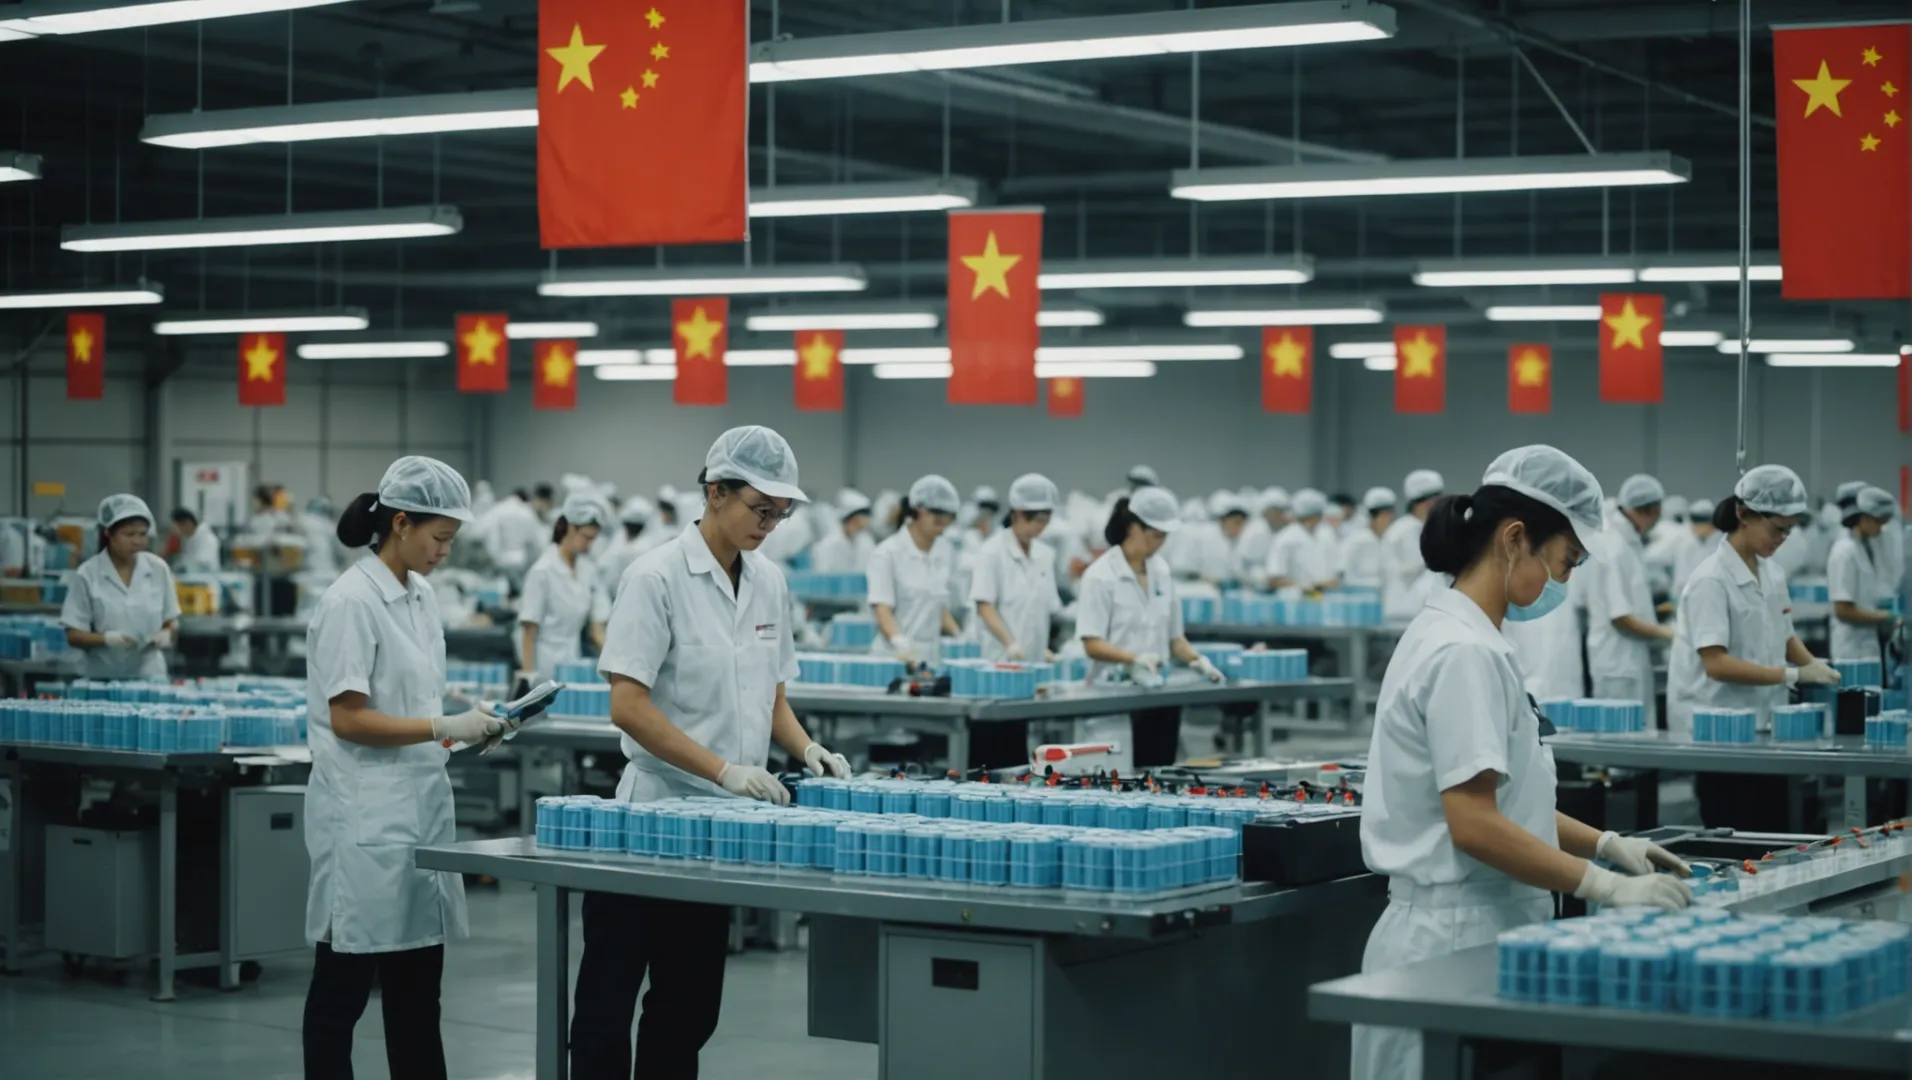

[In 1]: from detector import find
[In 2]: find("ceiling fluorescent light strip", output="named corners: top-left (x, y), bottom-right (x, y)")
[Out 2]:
top-left (62, 205), bottom-right (460, 253)
top-left (1483, 305), bottom-right (1604, 322)
top-left (1717, 339), bottom-right (1855, 355)
top-left (140, 90), bottom-right (539, 149)
top-left (297, 341), bottom-right (450, 360)
top-left (749, 179), bottom-right (978, 218)
top-left (577, 349), bottom-right (642, 367)
top-left (1412, 257), bottom-right (1638, 288)
top-left (1173, 153), bottom-right (1689, 201)
top-left (1039, 257), bottom-right (1313, 290)
top-left (1639, 264), bottom-right (1783, 283)
top-left (1038, 305), bottom-right (1105, 327)
top-left (153, 309), bottom-right (369, 335)
top-left (1660, 330), bottom-right (1725, 347)
top-left (1764, 353), bottom-right (1899, 368)
top-left (507, 321), bottom-right (599, 339)
top-left (539, 265), bottom-right (868, 298)
top-left (0, 0), bottom-right (350, 39)
top-left (0, 282), bottom-right (164, 309)
top-left (595, 364), bottom-right (678, 381)
top-left (1037, 344), bottom-right (1240, 362)
top-left (872, 363), bottom-right (953, 380)
top-left (1362, 355), bottom-right (1396, 371)
top-left (744, 308), bottom-right (940, 332)
top-left (1184, 304), bottom-right (1383, 327)
top-left (1328, 342), bottom-right (1396, 360)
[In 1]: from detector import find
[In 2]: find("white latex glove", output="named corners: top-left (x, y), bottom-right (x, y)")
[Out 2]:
top-left (889, 639), bottom-right (920, 666)
top-left (803, 742), bottom-right (852, 779)
top-left (148, 630), bottom-right (175, 651)
top-left (1043, 649), bottom-right (1058, 663)
top-left (718, 763), bottom-right (792, 805)
top-left (1574, 864), bottom-right (1692, 912)
top-left (476, 702), bottom-right (518, 755)
top-left (431, 707), bottom-right (505, 746)
top-left (102, 631), bottom-right (139, 649)
top-left (1193, 657), bottom-right (1226, 684)
top-left (1129, 652), bottom-right (1162, 685)
top-left (1596, 830), bottom-right (1691, 877)
top-left (1003, 642), bottom-right (1027, 662)
top-left (1794, 660), bottom-right (1840, 687)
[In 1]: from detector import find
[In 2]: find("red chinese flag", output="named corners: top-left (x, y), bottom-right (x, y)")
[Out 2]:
top-left (238, 334), bottom-right (287, 407)
top-left (533, 340), bottom-right (579, 411)
top-left (948, 209), bottom-right (1042, 406)
top-left (1599, 293), bottom-right (1664, 404)
top-left (1508, 343), bottom-right (1552, 415)
top-left (66, 313), bottom-right (104, 401)
top-left (673, 298), bottom-right (728, 406)
top-left (1393, 325), bottom-right (1446, 414)
top-left (1260, 327), bottom-right (1312, 414)
top-left (793, 330), bottom-right (844, 412)
top-left (1047, 376), bottom-right (1084, 418)
top-left (1774, 24), bottom-right (1912, 299)
top-left (457, 314), bottom-right (511, 393)
top-left (538, 0), bottom-right (747, 248)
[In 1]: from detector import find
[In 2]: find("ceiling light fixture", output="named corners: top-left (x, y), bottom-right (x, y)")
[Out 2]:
top-left (1173, 152), bottom-right (1688, 202)
top-left (1362, 355), bottom-right (1397, 371)
top-left (577, 349), bottom-right (641, 367)
top-left (1483, 305), bottom-right (1604, 322)
top-left (1183, 299), bottom-right (1384, 327)
top-left (872, 363), bottom-right (954, 380)
top-left (1038, 360), bottom-right (1156, 378)
top-left (1038, 302), bottom-right (1105, 327)
top-left (296, 341), bottom-right (450, 360)
top-left (0, 282), bottom-right (163, 309)
top-left (1328, 341), bottom-right (1396, 360)
top-left (744, 303), bottom-right (940, 332)
top-left (0, 0), bottom-right (351, 40)
top-left (0, 151), bottom-right (40, 182)
top-left (1040, 255), bottom-right (1313, 290)
top-left (139, 90), bottom-right (539, 149)
top-left (539, 264), bottom-right (868, 298)
top-left (595, 364), bottom-right (678, 381)
top-left (1412, 257), bottom-right (1638, 288)
top-left (62, 205), bottom-right (461, 253)
top-left (1037, 343), bottom-right (1241, 363)
top-left (153, 308), bottom-right (369, 335)
top-left (1660, 329), bottom-right (1726, 348)
top-left (506, 321), bottom-right (599, 340)
top-left (842, 346), bottom-right (951, 366)
top-left (1716, 339), bottom-right (1855, 355)
top-left (1764, 353), bottom-right (1899, 368)
top-left (1638, 258), bottom-right (1783, 283)
top-left (749, 178), bottom-right (978, 218)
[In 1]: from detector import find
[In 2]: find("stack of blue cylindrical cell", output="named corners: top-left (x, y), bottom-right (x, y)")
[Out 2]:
top-left (1574, 698), bottom-right (1645, 735)
top-left (225, 708), bottom-right (301, 746)
top-left (1772, 703), bottom-right (1825, 742)
top-left (787, 571), bottom-right (867, 598)
top-left (445, 661), bottom-right (511, 691)
top-left (1539, 698), bottom-right (1579, 731)
top-left (1866, 709), bottom-right (1909, 749)
top-left (945, 660), bottom-right (1057, 699)
top-left (1837, 659), bottom-right (1884, 687)
top-left (555, 683), bottom-right (612, 719)
top-left (1789, 580), bottom-right (1831, 603)
top-left (1322, 589), bottom-right (1383, 627)
top-left (1221, 591), bottom-right (1280, 625)
top-left (794, 654), bottom-right (906, 688)
top-left (827, 614), bottom-right (877, 649)
top-left (591, 801), bottom-right (628, 852)
top-left (940, 640), bottom-right (982, 663)
top-left (1275, 597), bottom-right (1323, 626)
top-left (1694, 707), bottom-right (1757, 744)
top-left (1194, 642), bottom-right (1244, 672)
top-left (553, 661), bottom-right (602, 684)
top-left (1234, 649), bottom-right (1308, 683)
top-left (1181, 596), bottom-right (1218, 626)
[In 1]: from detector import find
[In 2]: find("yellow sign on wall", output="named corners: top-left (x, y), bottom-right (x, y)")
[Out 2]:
top-left (31, 482), bottom-right (64, 498)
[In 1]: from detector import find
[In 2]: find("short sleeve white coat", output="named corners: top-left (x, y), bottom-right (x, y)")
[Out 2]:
top-left (61, 550), bottom-right (180, 680)
top-left (968, 529), bottom-right (1061, 660)
top-left (1073, 547), bottom-right (1182, 683)
top-left (1828, 532), bottom-right (1884, 665)
top-left (1667, 543), bottom-right (1796, 736)
top-left (865, 530), bottom-right (954, 659)
top-left (517, 545), bottom-right (606, 679)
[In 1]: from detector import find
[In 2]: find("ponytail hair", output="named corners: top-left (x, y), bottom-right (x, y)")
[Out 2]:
top-left (336, 492), bottom-right (446, 550)
top-left (898, 496), bottom-right (915, 522)
top-left (1421, 485), bottom-right (1573, 576)
top-left (552, 518), bottom-right (571, 545)
top-left (1103, 497), bottom-right (1138, 547)
top-left (1712, 494), bottom-right (1744, 533)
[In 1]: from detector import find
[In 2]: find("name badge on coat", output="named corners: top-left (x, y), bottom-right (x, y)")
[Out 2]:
top-left (755, 622), bottom-right (780, 640)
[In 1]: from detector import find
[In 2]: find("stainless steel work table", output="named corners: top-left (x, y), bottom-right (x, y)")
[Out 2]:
top-left (1184, 621), bottom-right (1408, 721)
top-left (0, 742), bottom-right (310, 999)
top-left (418, 836), bottom-right (1386, 1080)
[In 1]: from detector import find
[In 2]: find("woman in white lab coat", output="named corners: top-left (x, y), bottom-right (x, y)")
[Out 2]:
top-left (867, 474), bottom-right (962, 666)
top-left (1352, 446), bottom-right (1690, 1080)
top-left (301, 457), bottom-right (505, 1080)
top-left (809, 491), bottom-right (876, 574)
top-left (1264, 488), bottom-right (1339, 595)
top-left (598, 496), bottom-right (655, 601)
top-left (1669, 467), bottom-right (1840, 831)
top-left (1075, 486), bottom-right (1226, 769)
top-left (1339, 487), bottom-right (1397, 590)
top-left (571, 426), bottom-right (850, 1078)
top-left (1583, 474), bottom-right (1674, 726)
top-left (62, 495), bottom-right (180, 681)
top-left (1672, 498), bottom-right (1721, 595)
top-left (1382, 470), bottom-right (1445, 620)
top-left (966, 474), bottom-right (1065, 769)
top-left (1828, 486), bottom-right (1899, 666)
top-left (517, 494), bottom-right (610, 685)
top-left (168, 507), bottom-right (222, 574)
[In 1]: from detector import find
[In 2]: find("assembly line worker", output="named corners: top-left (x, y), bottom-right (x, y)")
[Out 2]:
top-left (1829, 486), bottom-right (1900, 666)
top-left (1076, 486), bottom-right (1226, 768)
top-left (868, 474), bottom-right (962, 666)
top-left (1265, 488), bottom-right (1339, 595)
top-left (518, 494), bottom-right (611, 685)
top-left (810, 490), bottom-right (876, 573)
top-left (1351, 446), bottom-right (1691, 1080)
top-left (1236, 487), bottom-right (1289, 578)
top-left (1669, 466), bottom-right (1840, 832)
top-left (570, 426), bottom-right (851, 1080)
top-left (1674, 498), bottom-right (1722, 594)
top-left (1176, 492), bottom-right (1249, 585)
top-left (301, 457), bottom-right (506, 1080)
top-left (598, 496), bottom-right (655, 600)
top-left (1339, 487), bottom-right (1397, 590)
top-left (1583, 474), bottom-right (1674, 726)
top-left (965, 473), bottom-right (1065, 768)
top-left (1383, 469), bottom-right (1445, 620)
top-left (169, 508), bottom-right (222, 574)
top-left (63, 495), bottom-right (180, 680)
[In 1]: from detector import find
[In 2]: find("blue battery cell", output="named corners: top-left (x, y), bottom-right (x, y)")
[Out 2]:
top-left (711, 812), bottom-right (748, 864)
top-left (1069, 801), bottom-right (1103, 828)
top-left (971, 835), bottom-right (1010, 886)
top-left (849, 785), bottom-right (883, 815)
top-left (534, 796), bottom-right (564, 848)
top-left (1546, 937), bottom-right (1603, 1005)
top-left (1600, 941), bottom-right (1675, 1011)
top-left (591, 802), bottom-right (627, 852)
top-left (905, 826), bottom-right (941, 879)
top-left (1686, 946), bottom-right (1766, 1017)
top-left (1496, 926), bottom-right (1556, 1002)
top-left (937, 832), bottom-right (974, 883)
top-left (1041, 798), bottom-right (1074, 827)
top-left (1772, 704), bottom-right (1825, 742)
top-left (771, 817), bottom-right (808, 867)
top-left (984, 797), bottom-right (1015, 824)
top-left (863, 823), bottom-right (904, 878)
top-left (1769, 948), bottom-right (1848, 1021)
top-left (915, 790), bottom-right (952, 819)
top-left (625, 804), bottom-right (658, 856)
top-left (1009, 834), bottom-right (1062, 888)
top-left (833, 822), bottom-right (866, 875)
top-left (880, 789), bottom-right (916, 815)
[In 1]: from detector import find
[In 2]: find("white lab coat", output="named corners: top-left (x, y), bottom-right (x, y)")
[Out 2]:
top-left (483, 497), bottom-right (547, 573)
top-left (518, 546), bottom-right (607, 681)
top-left (1828, 533), bottom-right (1885, 665)
top-left (303, 554), bottom-right (467, 953)
top-left (1352, 589), bottom-right (1558, 1080)
top-left (300, 511), bottom-right (342, 576)
top-left (969, 530), bottom-right (1061, 661)
top-left (1501, 573), bottom-right (1588, 702)
top-left (597, 530), bottom-right (648, 600)
top-left (1265, 521), bottom-right (1334, 595)
top-left (866, 530), bottom-right (954, 661)
top-left (951, 523), bottom-right (997, 617)
top-left (809, 525), bottom-right (875, 574)
top-left (1074, 547), bottom-right (1182, 684)
top-left (1583, 514), bottom-right (1660, 724)
top-left (600, 527), bottom-right (798, 802)
top-left (1237, 517), bottom-right (1277, 576)
top-left (173, 527), bottom-right (221, 574)
top-left (1382, 515), bottom-right (1437, 620)
top-left (1667, 543), bottom-right (1796, 737)
top-left (1341, 526), bottom-right (1387, 590)
top-left (1671, 529), bottom-right (1719, 597)
top-left (60, 551), bottom-right (179, 680)
top-left (756, 506), bottom-right (815, 568)
top-left (0, 524), bottom-right (44, 576)
top-left (1170, 522), bottom-right (1237, 584)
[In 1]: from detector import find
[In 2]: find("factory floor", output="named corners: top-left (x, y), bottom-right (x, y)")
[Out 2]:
top-left (0, 883), bottom-right (876, 1080)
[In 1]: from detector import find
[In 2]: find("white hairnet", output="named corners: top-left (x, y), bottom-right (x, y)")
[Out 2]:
top-left (907, 474), bottom-right (961, 516)
top-left (1661, 494), bottom-right (1689, 522)
top-left (619, 495), bottom-right (655, 525)
top-left (1735, 464), bottom-right (1809, 519)
top-left (1617, 474), bottom-right (1666, 510)
top-left (1127, 464), bottom-right (1159, 488)
top-left (1836, 480), bottom-right (1868, 508)
top-left (560, 473), bottom-right (593, 496)
top-left (704, 425), bottom-right (806, 503)
top-left (1291, 488), bottom-right (1327, 519)
top-left (560, 494), bottom-right (609, 528)
top-left (1212, 492), bottom-right (1249, 518)
top-left (657, 484), bottom-right (680, 508)
top-left (1008, 473), bottom-right (1059, 513)
top-left (1180, 497), bottom-right (1210, 523)
top-left (377, 456), bottom-right (473, 523)
top-left (98, 494), bottom-right (154, 530)
top-left (1260, 486), bottom-right (1291, 513)
top-left (836, 490), bottom-right (873, 519)
top-left (1858, 486), bottom-right (1897, 520)
top-left (1481, 445), bottom-right (1606, 546)
top-left (1127, 486), bottom-right (1181, 533)
top-left (1689, 498), bottom-right (1716, 522)
top-left (1403, 469), bottom-right (1445, 502)
top-left (971, 485), bottom-right (1001, 508)
top-left (1362, 487), bottom-right (1397, 513)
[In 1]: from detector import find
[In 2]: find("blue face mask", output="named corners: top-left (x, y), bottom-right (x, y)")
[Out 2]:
top-left (1504, 545), bottom-right (1570, 623)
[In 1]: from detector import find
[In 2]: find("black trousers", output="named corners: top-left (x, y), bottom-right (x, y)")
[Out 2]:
top-left (570, 893), bottom-right (731, 1080)
top-left (1130, 706), bottom-right (1183, 769)
top-left (302, 942), bottom-right (446, 1080)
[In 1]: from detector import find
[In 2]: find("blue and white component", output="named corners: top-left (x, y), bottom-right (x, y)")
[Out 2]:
top-left (826, 614), bottom-right (877, 650)
top-left (785, 571), bottom-right (868, 599)
top-left (1693, 707), bottom-right (1757, 744)
top-left (1772, 703), bottom-right (1826, 742)
top-left (1866, 709), bottom-right (1909, 749)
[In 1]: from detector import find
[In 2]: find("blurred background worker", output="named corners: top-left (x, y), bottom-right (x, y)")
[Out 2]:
top-left (1237, 486), bottom-right (1290, 580)
top-left (300, 497), bottom-right (343, 577)
top-left (1176, 491), bottom-right (1249, 586)
top-left (810, 491), bottom-right (875, 574)
top-left (1384, 469), bottom-right (1445, 620)
top-left (1829, 486), bottom-right (1900, 667)
top-left (598, 496), bottom-right (655, 599)
top-left (481, 486), bottom-right (546, 576)
top-left (169, 507), bottom-right (221, 574)
top-left (1125, 464), bottom-right (1159, 492)
top-left (518, 494), bottom-right (611, 687)
top-left (968, 473), bottom-right (1064, 769)
top-left (1584, 474), bottom-right (1674, 726)
top-left (1669, 466), bottom-right (1841, 831)
top-left (1673, 498), bottom-right (1722, 595)
top-left (1327, 491), bottom-right (1360, 540)
top-left (63, 495), bottom-right (180, 681)
top-left (1266, 488), bottom-right (1339, 596)
top-left (868, 474), bottom-right (962, 666)
top-left (1352, 445), bottom-right (1690, 1080)
top-left (1340, 487), bottom-right (1397, 590)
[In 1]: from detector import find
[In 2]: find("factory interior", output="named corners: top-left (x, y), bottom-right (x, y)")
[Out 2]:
top-left (4, 0), bottom-right (1912, 1077)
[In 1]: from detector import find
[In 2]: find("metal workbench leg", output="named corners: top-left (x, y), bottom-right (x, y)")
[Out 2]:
top-left (153, 772), bottom-right (178, 1002)
top-left (1420, 1031), bottom-right (1464, 1080)
top-left (218, 787), bottom-right (239, 991)
top-left (537, 884), bottom-right (570, 1080)
top-left (949, 719), bottom-right (970, 775)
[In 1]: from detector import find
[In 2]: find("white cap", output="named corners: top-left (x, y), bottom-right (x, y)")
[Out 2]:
top-left (1260, 486), bottom-right (1291, 513)
top-left (1689, 498), bottom-right (1716, 521)
top-left (704, 425), bottom-right (807, 503)
top-left (1836, 481), bottom-right (1868, 508)
top-left (1661, 494), bottom-right (1690, 521)
top-left (1212, 492), bottom-right (1249, 518)
top-left (1127, 464), bottom-right (1159, 488)
top-left (1291, 488), bottom-right (1327, 519)
top-left (971, 485), bottom-right (1001, 508)
top-left (658, 484), bottom-right (680, 508)
top-left (560, 493), bottom-right (609, 528)
top-left (1617, 474), bottom-right (1666, 510)
top-left (836, 491), bottom-right (873, 519)
top-left (1127, 486), bottom-right (1182, 533)
top-left (1858, 486), bottom-right (1897, 520)
top-left (907, 474), bottom-right (961, 516)
top-left (1481, 445), bottom-right (1606, 546)
top-left (1180, 497), bottom-right (1210, 523)
top-left (1008, 473), bottom-right (1059, 513)
top-left (619, 495), bottom-right (655, 525)
top-left (560, 473), bottom-right (593, 496)
top-left (1735, 464), bottom-right (1809, 519)
top-left (377, 456), bottom-right (474, 523)
top-left (1403, 469), bottom-right (1445, 503)
top-left (1362, 487), bottom-right (1397, 513)
top-left (98, 494), bottom-right (155, 530)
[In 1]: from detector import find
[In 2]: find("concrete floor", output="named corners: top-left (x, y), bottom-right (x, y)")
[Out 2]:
top-left (0, 884), bottom-right (877, 1080)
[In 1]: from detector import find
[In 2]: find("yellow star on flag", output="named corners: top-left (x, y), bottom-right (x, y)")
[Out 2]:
top-left (651, 42), bottom-right (670, 61)
top-left (243, 337), bottom-right (279, 381)
top-left (961, 231), bottom-right (1023, 301)
top-left (462, 319), bottom-right (503, 365)
top-left (1863, 46), bottom-right (1883, 67)
top-left (1515, 349), bottom-right (1549, 387)
top-left (1794, 60), bottom-right (1851, 117)
top-left (70, 326), bottom-right (94, 363)
top-left (676, 306), bottom-right (724, 360)
top-left (541, 345), bottom-right (575, 387)
top-left (1398, 332), bottom-right (1439, 378)
top-left (642, 69), bottom-right (660, 89)
top-left (1886, 81), bottom-right (1901, 98)
top-left (1862, 132), bottom-right (1883, 151)
top-left (645, 6), bottom-right (664, 29)
top-left (1266, 333), bottom-right (1306, 379)
top-left (1604, 298), bottom-right (1654, 350)
top-left (620, 87), bottom-right (638, 109)
top-left (1053, 378), bottom-right (1076, 398)
top-left (546, 24), bottom-right (607, 94)
top-left (1888, 109), bottom-right (1903, 128)
top-left (799, 334), bottom-right (837, 380)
